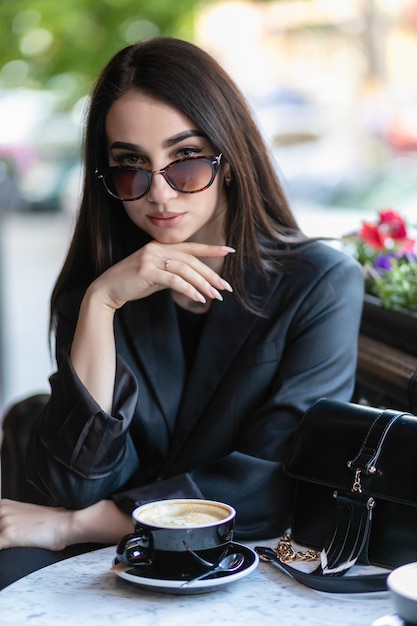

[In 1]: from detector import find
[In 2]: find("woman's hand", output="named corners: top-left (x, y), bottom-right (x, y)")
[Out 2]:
top-left (0, 499), bottom-right (133, 551)
top-left (91, 240), bottom-right (235, 312)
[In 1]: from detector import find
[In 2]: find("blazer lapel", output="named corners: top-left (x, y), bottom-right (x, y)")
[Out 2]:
top-left (169, 267), bottom-right (279, 457)
top-left (117, 290), bottom-right (186, 432)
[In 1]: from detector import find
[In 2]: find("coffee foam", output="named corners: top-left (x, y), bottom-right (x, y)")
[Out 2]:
top-left (137, 501), bottom-right (230, 528)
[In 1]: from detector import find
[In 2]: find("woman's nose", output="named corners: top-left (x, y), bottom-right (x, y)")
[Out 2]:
top-left (146, 170), bottom-right (178, 202)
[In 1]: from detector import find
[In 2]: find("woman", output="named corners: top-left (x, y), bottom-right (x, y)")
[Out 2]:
top-left (0, 37), bottom-right (364, 586)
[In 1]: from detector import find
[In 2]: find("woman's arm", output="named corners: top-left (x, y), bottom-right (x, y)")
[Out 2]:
top-left (70, 288), bottom-right (117, 414)
top-left (69, 241), bottom-right (234, 413)
top-left (23, 241), bottom-right (234, 509)
top-left (0, 499), bottom-right (133, 551)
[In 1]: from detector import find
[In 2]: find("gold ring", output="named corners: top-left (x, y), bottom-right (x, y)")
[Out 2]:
top-left (164, 258), bottom-right (171, 270)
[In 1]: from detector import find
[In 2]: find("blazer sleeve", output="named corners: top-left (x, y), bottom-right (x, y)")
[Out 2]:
top-left (112, 252), bottom-right (365, 540)
top-left (25, 290), bottom-right (140, 508)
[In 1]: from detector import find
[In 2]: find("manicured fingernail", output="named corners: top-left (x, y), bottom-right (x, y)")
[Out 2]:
top-left (209, 287), bottom-right (223, 301)
top-left (218, 246), bottom-right (236, 253)
top-left (195, 291), bottom-right (206, 304)
top-left (219, 279), bottom-right (233, 292)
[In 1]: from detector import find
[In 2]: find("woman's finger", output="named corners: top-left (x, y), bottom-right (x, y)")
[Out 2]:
top-left (162, 257), bottom-right (233, 302)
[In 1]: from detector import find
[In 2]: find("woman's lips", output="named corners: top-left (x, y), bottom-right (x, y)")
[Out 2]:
top-left (147, 213), bottom-right (186, 228)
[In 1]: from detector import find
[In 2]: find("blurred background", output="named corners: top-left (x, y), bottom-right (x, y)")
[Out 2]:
top-left (1, 0), bottom-right (417, 412)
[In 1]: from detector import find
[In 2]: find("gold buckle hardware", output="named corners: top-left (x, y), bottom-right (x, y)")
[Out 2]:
top-left (352, 468), bottom-right (363, 493)
top-left (347, 460), bottom-right (363, 493)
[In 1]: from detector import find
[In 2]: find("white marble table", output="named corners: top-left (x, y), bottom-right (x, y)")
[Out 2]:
top-left (0, 540), bottom-right (394, 626)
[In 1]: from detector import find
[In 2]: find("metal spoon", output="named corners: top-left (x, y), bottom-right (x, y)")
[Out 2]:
top-left (182, 552), bottom-right (245, 587)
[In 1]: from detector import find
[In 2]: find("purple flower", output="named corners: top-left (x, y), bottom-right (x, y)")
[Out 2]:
top-left (374, 254), bottom-right (395, 272)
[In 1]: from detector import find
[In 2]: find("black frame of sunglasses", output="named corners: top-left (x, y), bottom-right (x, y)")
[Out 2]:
top-left (96, 154), bottom-right (223, 201)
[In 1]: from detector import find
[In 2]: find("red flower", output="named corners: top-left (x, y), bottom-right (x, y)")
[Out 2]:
top-left (378, 209), bottom-right (407, 240)
top-left (359, 209), bottom-right (416, 253)
top-left (360, 223), bottom-right (386, 249)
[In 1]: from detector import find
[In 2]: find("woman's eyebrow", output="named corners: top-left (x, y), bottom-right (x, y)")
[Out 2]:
top-left (109, 141), bottom-right (142, 151)
top-left (163, 130), bottom-right (206, 148)
top-left (109, 131), bottom-right (206, 153)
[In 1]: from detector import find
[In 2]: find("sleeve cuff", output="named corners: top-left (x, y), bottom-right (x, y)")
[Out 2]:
top-left (38, 352), bottom-right (138, 477)
top-left (112, 473), bottom-right (204, 515)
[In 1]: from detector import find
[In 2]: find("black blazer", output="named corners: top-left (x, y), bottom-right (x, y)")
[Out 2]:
top-left (27, 242), bottom-right (364, 540)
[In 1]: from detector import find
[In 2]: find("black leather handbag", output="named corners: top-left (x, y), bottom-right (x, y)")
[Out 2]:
top-left (256, 398), bottom-right (417, 593)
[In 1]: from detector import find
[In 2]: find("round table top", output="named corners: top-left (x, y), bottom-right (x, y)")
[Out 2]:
top-left (0, 540), bottom-right (393, 626)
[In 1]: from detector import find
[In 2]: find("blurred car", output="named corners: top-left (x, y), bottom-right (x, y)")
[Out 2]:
top-left (290, 154), bottom-right (417, 241)
top-left (0, 89), bottom-right (83, 213)
top-left (385, 97), bottom-right (417, 153)
top-left (18, 109), bottom-right (83, 213)
top-left (251, 86), bottom-right (364, 207)
top-left (323, 155), bottom-right (417, 227)
top-left (0, 158), bottom-right (28, 214)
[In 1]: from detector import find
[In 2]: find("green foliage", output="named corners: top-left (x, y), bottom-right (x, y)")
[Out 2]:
top-left (0, 0), bottom-right (206, 106)
top-left (368, 258), bottom-right (417, 313)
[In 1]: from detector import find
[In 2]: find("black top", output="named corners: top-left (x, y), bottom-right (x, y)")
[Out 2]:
top-left (175, 304), bottom-right (207, 371)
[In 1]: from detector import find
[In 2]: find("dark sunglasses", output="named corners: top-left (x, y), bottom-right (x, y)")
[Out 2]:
top-left (96, 154), bottom-right (222, 201)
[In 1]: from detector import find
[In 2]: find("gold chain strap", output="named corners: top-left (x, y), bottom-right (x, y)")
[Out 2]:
top-left (275, 534), bottom-right (320, 564)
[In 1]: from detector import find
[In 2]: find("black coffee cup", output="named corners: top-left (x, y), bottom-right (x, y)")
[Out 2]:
top-left (116, 498), bottom-right (236, 579)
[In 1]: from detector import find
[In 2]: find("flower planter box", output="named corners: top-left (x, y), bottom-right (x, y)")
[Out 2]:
top-left (354, 333), bottom-right (417, 412)
top-left (360, 294), bottom-right (417, 358)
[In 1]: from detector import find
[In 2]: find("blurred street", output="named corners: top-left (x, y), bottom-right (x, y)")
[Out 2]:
top-left (1, 0), bottom-right (417, 417)
top-left (0, 211), bottom-right (73, 413)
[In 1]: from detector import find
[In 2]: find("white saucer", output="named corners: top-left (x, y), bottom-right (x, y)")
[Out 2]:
top-left (112, 541), bottom-right (259, 595)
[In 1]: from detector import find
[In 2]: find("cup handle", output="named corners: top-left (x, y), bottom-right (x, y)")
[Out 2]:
top-left (116, 531), bottom-right (152, 566)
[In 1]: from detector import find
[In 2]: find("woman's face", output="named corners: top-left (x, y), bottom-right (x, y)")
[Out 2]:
top-left (105, 92), bottom-right (230, 245)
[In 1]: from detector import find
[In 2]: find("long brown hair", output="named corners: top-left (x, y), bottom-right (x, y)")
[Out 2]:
top-left (51, 36), bottom-right (305, 326)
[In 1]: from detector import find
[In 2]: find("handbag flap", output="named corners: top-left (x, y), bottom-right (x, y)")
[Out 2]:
top-left (284, 398), bottom-right (417, 507)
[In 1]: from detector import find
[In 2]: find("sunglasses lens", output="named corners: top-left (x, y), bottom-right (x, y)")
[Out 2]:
top-left (107, 169), bottom-right (149, 200)
top-left (166, 158), bottom-right (215, 192)
top-left (101, 156), bottom-right (219, 200)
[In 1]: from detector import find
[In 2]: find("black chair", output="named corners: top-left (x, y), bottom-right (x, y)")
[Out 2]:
top-left (1, 394), bottom-right (49, 500)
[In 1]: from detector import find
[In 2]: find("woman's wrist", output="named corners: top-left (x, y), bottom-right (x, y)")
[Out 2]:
top-left (82, 281), bottom-right (118, 318)
top-left (67, 501), bottom-right (133, 545)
